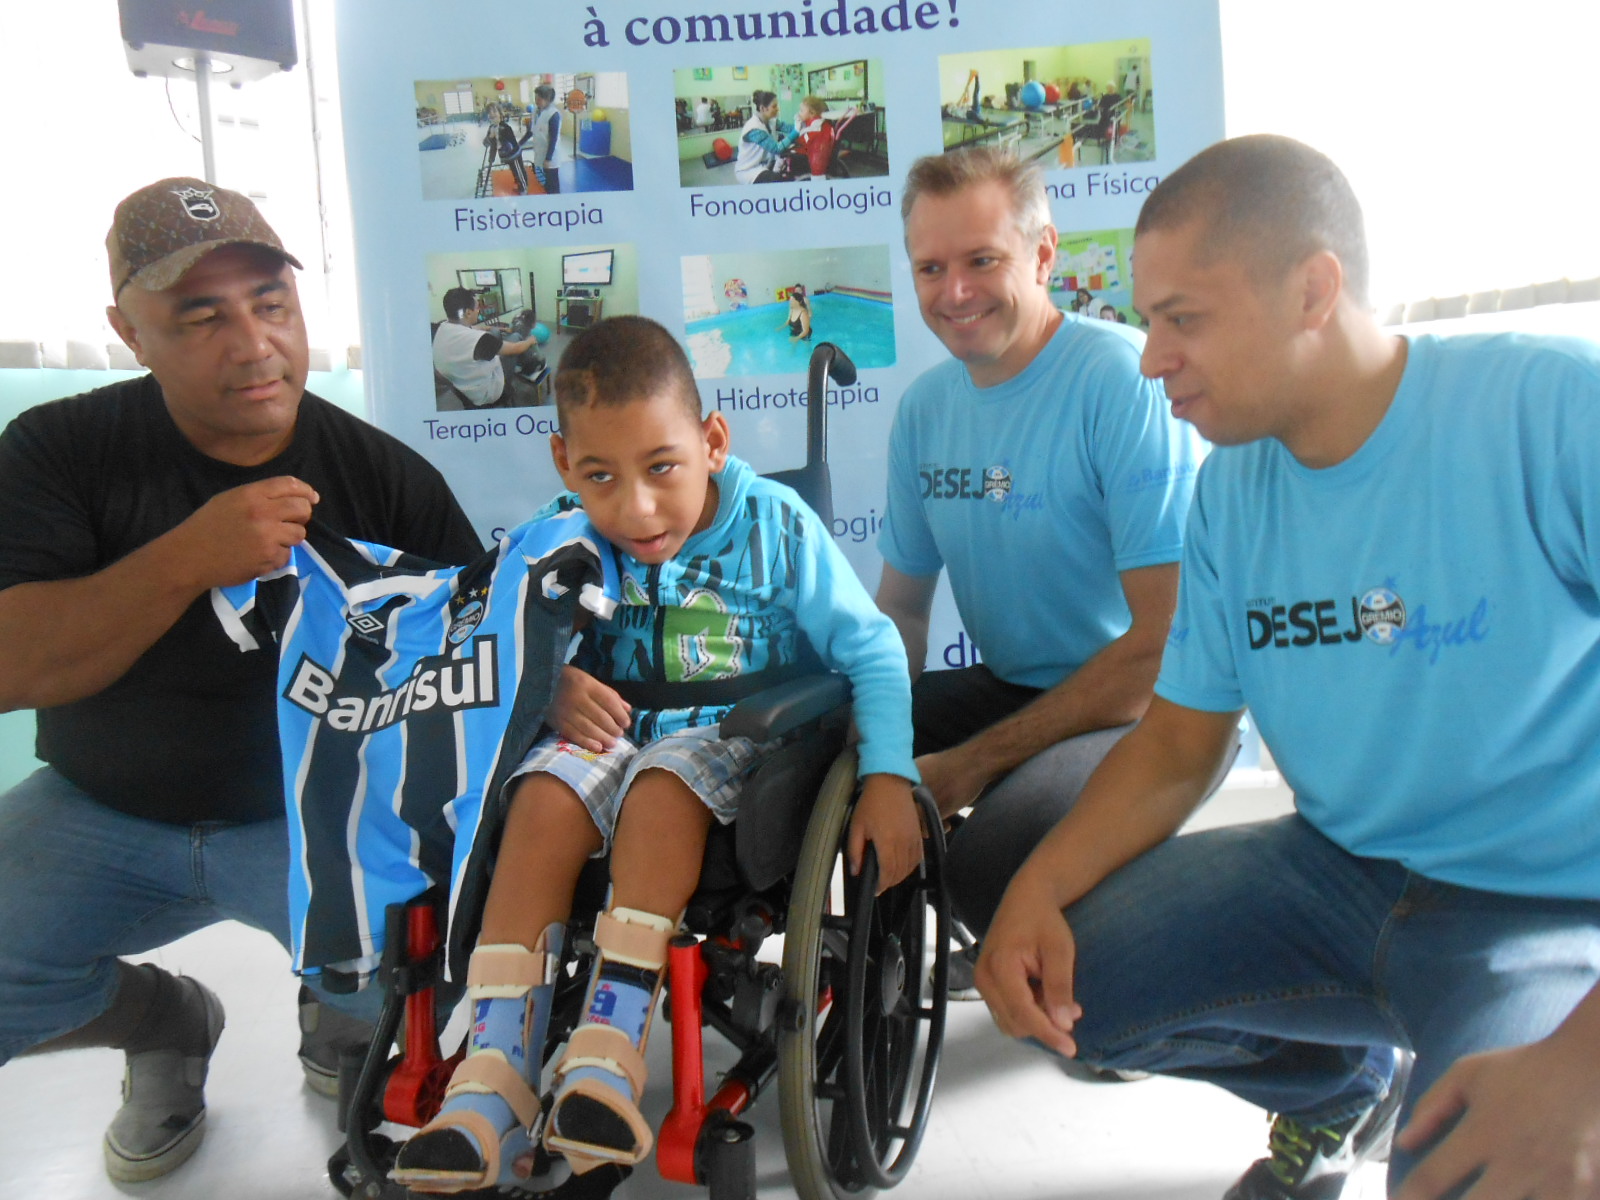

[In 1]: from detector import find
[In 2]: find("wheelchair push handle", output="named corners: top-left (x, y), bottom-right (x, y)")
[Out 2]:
top-left (804, 342), bottom-right (856, 470)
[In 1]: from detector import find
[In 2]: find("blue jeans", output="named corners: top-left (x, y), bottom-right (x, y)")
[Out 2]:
top-left (1064, 813), bottom-right (1600, 1191)
top-left (946, 723), bottom-right (1134, 935)
top-left (0, 766), bottom-right (382, 1065)
top-left (911, 664), bottom-right (1140, 936)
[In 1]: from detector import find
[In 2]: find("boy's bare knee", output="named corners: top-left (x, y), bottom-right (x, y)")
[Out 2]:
top-left (507, 773), bottom-right (589, 827)
top-left (623, 767), bottom-right (698, 802)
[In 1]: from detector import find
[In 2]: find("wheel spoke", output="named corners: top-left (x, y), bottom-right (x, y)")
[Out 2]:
top-left (872, 1006), bottom-right (898, 1142)
top-left (882, 1007), bottom-right (916, 1109)
top-left (815, 1002), bottom-right (847, 1080)
top-left (825, 1090), bottom-right (855, 1181)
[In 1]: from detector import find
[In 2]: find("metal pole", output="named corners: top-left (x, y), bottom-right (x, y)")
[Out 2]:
top-left (299, 0), bottom-right (334, 278)
top-left (194, 53), bottom-right (217, 183)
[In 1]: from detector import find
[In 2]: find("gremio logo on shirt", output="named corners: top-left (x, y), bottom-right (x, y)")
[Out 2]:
top-left (284, 636), bottom-right (500, 731)
top-left (920, 464), bottom-right (1014, 502)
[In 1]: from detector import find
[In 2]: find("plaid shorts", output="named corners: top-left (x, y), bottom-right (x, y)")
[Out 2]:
top-left (508, 725), bottom-right (780, 851)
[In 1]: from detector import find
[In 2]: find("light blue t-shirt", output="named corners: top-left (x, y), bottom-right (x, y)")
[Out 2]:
top-left (1158, 332), bottom-right (1600, 899)
top-left (878, 314), bottom-right (1205, 688)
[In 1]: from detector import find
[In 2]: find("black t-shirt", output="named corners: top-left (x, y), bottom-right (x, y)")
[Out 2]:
top-left (0, 375), bottom-right (483, 824)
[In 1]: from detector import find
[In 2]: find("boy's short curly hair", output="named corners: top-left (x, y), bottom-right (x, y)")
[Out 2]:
top-left (553, 316), bottom-right (702, 435)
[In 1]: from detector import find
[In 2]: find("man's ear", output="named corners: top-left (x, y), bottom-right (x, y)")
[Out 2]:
top-left (1034, 223), bottom-right (1059, 285)
top-left (106, 304), bottom-right (146, 366)
top-left (1298, 250), bottom-right (1344, 331)
top-left (703, 411), bottom-right (731, 471)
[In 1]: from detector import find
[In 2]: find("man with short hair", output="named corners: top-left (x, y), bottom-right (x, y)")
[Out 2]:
top-left (977, 134), bottom-right (1600, 1200)
top-left (0, 178), bottom-right (482, 1182)
top-left (432, 286), bottom-right (540, 408)
top-left (876, 146), bottom-right (1208, 974)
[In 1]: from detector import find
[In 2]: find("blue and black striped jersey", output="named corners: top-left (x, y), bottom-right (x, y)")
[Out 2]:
top-left (213, 507), bottom-right (620, 983)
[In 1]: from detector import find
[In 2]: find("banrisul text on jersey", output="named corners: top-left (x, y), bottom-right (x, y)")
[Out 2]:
top-left (284, 635), bottom-right (499, 732)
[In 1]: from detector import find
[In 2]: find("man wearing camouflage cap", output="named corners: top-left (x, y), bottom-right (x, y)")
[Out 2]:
top-left (0, 179), bottom-right (481, 1181)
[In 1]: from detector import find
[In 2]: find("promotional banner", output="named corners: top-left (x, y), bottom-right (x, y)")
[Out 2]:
top-left (334, 0), bottom-right (1224, 671)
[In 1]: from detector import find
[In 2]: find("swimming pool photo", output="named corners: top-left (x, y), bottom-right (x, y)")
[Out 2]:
top-left (685, 293), bottom-right (896, 379)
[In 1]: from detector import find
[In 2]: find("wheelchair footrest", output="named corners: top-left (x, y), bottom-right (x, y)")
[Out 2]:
top-left (455, 1162), bottom-right (630, 1200)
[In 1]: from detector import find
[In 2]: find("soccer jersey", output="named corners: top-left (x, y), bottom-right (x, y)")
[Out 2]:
top-left (879, 314), bottom-right (1205, 688)
top-left (213, 508), bottom-right (621, 980)
top-left (1157, 332), bottom-right (1600, 899)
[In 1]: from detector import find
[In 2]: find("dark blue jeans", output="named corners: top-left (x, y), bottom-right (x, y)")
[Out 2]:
top-left (1063, 813), bottom-right (1600, 1191)
top-left (911, 663), bottom-right (1137, 935)
top-left (0, 766), bottom-right (384, 1064)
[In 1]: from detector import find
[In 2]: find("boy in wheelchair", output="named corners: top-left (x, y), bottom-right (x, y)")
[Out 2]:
top-left (391, 316), bottom-right (922, 1193)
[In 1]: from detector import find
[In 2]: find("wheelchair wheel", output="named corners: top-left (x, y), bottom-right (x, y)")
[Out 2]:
top-left (777, 750), bottom-right (949, 1200)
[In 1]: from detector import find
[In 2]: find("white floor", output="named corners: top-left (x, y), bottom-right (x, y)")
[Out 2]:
top-left (0, 779), bottom-right (1388, 1200)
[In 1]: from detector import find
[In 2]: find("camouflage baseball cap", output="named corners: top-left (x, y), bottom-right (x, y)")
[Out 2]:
top-left (107, 177), bottom-right (303, 297)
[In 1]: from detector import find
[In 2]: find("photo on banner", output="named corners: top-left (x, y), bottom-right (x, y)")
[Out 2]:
top-left (426, 243), bottom-right (638, 413)
top-left (1055, 227), bottom-right (1138, 326)
top-left (674, 57), bottom-right (891, 187)
top-left (682, 245), bottom-right (895, 379)
top-left (414, 72), bottom-right (635, 200)
top-left (938, 38), bottom-right (1155, 169)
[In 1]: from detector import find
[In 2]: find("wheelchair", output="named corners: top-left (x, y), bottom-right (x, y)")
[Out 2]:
top-left (328, 343), bottom-right (952, 1200)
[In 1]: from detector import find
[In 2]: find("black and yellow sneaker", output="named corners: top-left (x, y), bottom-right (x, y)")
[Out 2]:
top-left (1223, 1052), bottom-right (1412, 1200)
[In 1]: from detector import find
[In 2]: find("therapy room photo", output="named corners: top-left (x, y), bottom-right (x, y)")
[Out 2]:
top-left (674, 58), bottom-right (891, 187)
top-left (938, 37), bottom-right (1155, 167)
top-left (427, 242), bottom-right (637, 411)
top-left (680, 244), bottom-right (896, 380)
top-left (1054, 226), bottom-right (1141, 326)
top-left (414, 71), bottom-right (634, 200)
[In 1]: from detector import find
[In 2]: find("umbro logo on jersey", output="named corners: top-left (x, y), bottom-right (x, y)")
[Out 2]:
top-left (284, 636), bottom-right (499, 731)
top-left (346, 612), bottom-right (386, 639)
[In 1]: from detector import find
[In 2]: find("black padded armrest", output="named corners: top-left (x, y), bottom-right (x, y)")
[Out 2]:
top-left (719, 674), bottom-right (851, 742)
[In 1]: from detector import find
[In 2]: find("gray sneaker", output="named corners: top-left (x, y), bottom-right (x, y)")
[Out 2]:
top-left (297, 985), bottom-right (375, 1098)
top-left (103, 977), bottom-right (226, 1182)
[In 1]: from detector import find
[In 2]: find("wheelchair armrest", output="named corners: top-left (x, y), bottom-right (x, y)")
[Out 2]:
top-left (719, 674), bottom-right (851, 742)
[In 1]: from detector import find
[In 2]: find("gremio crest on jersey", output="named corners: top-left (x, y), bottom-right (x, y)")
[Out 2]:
top-left (448, 600), bottom-right (485, 645)
top-left (284, 636), bottom-right (499, 731)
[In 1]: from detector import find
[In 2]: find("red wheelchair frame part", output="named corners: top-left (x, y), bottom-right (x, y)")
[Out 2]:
top-left (658, 935), bottom-right (754, 1183)
top-left (384, 903), bottom-right (458, 1127)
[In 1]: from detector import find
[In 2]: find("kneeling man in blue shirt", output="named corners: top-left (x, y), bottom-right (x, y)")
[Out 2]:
top-left (978, 134), bottom-right (1600, 1200)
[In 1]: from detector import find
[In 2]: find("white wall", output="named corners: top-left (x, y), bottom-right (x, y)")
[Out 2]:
top-left (1219, 0), bottom-right (1600, 306)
